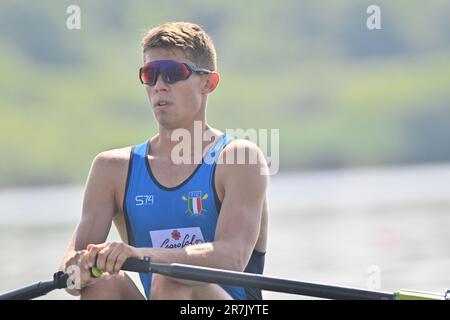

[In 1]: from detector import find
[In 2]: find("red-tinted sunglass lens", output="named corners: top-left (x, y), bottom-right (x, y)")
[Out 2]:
top-left (161, 62), bottom-right (190, 84)
top-left (140, 67), bottom-right (157, 85)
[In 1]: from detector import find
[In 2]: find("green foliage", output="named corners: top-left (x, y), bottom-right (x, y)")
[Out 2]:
top-left (1, 0), bottom-right (449, 186)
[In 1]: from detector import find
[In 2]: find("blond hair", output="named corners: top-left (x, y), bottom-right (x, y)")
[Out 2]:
top-left (141, 21), bottom-right (217, 71)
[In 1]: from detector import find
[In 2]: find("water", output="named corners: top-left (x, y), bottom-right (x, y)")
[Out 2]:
top-left (1, 163), bottom-right (450, 299)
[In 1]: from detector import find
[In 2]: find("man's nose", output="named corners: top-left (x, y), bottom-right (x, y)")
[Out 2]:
top-left (153, 73), bottom-right (168, 92)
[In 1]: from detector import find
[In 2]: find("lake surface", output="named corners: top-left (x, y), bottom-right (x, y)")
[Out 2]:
top-left (1, 163), bottom-right (450, 299)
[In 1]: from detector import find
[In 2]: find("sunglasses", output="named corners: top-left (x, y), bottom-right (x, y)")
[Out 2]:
top-left (139, 60), bottom-right (214, 86)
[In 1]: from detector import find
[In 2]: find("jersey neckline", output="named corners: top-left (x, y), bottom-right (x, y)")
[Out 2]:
top-left (144, 133), bottom-right (226, 191)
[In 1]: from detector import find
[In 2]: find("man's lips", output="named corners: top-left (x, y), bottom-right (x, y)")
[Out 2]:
top-left (153, 100), bottom-right (173, 110)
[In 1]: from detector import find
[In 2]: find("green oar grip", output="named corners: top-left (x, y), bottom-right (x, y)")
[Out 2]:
top-left (90, 267), bottom-right (103, 278)
top-left (394, 289), bottom-right (446, 300)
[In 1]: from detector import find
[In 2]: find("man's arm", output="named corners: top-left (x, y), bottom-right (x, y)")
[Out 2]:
top-left (59, 149), bottom-right (132, 292)
top-left (210, 139), bottom-right (268, 271)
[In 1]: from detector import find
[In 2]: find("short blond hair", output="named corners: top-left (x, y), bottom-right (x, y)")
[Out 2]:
top-left (141, 21), bottom-right (217, 71)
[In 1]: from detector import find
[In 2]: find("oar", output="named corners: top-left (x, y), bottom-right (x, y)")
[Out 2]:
top-left (1, 257), bottom-right (448, 300)
top-left (93, 257), bottom-right (448, 300)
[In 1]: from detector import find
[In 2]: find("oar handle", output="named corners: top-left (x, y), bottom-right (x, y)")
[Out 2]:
top-left (122, 256), bottom-right (151, 273)
top-left (90, 257), bottom-right (151, 277)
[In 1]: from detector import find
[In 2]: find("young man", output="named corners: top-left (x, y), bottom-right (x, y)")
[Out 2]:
top-left (60, 21), bottom-right (268, 300)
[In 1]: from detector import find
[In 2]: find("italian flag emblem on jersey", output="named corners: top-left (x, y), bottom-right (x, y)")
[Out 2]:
top-left (182, 191), bottom-right (208, 215)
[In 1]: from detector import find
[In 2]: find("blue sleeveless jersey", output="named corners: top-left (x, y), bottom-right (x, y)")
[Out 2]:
top-left (123, 134), bottom-right (265, 299)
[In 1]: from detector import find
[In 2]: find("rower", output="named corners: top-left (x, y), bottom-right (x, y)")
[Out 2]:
top-left (59, 21), bottom-right (269, 300)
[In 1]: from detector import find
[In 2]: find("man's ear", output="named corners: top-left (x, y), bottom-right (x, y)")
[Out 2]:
top-left (202, 73), bottom-right (220, 94)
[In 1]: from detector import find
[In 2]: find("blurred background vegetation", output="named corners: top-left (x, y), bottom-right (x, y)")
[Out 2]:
top-left (1, 0), bottom-right (449, 187)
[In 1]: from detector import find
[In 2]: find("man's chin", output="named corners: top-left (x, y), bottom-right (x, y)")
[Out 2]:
top-left (155, 116), bottom-right (180, 131)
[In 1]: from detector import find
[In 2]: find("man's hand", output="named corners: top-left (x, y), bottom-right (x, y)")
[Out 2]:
top-left (62, 250), bottom-right (95, 294)
top-left (84, 242), bottom-right (144, 275)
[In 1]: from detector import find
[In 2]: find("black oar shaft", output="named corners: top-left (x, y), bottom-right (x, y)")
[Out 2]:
top-left (0, 258), bottom-right (395, 300)
top-left (148, 262), bottom-right (394, 300)
top-left (0, 271), bottom-right (68, 300)
top-left (0, 280), bottom-right (57, 300)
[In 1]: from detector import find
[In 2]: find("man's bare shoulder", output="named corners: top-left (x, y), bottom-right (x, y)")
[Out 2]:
top-left (90, 146), bottom-right (133, 176)
top-left (222, 138), bottom-right (262, 151)
top-left (95, 146), bottom-right (133, 162)
top-left (219, 139), bottom-right (267, 168)
top-left (216, 139), bottom-right (269, 183)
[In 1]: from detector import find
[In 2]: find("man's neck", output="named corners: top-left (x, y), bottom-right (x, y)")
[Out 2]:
top-left (151, 120), bottom-right (221, 163)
